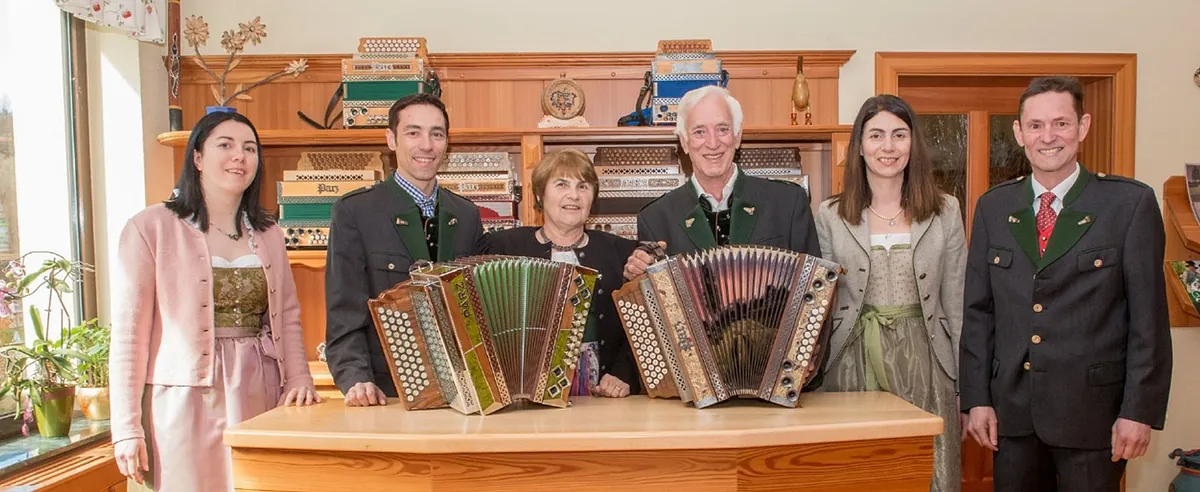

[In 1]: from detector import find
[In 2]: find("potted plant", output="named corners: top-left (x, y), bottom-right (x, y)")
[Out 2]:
top-left (0, 252), bottom-right (91, 437)
top-left (66, 318), bottom-right (109, 421)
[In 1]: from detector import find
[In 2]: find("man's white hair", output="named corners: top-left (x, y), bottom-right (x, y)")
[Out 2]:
top-left (672, 85), bottom-right (744, 141)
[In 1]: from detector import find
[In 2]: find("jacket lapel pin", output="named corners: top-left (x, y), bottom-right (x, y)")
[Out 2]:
top-left (743, 206), bottom-right (755, 216)
top-left (396, 218), bottom-right (408, 226)
top-left (685, 217), bottom-right (695, 228)
top-left (448, 218), bottom-right (457, 226)
top-left (1078, 216), bottom-right (1092, 225)
top-left (1008, 216), bottom-right (1019, 223)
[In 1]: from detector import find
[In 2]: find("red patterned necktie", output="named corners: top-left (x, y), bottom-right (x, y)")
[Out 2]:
top-left (1036, 191), bottom-right (1057, 256)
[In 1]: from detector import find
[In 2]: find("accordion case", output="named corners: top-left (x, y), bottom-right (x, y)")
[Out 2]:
top-left (614, 245), bottom-right (840, 409)
top-left (369, 256), bottom-right (599, 415)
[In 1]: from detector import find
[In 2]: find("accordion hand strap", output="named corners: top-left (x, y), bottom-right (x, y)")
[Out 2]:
top-left (857, 303), bottom-right (924, 393)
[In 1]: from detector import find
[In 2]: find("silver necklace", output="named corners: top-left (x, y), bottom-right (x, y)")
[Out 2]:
top-left (211, 224), bottom-right (242, 241)
top-left (868, 205), bottom-right (904, 226)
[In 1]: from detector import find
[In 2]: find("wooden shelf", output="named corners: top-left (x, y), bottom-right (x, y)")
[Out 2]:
top-left (1161, 175), bottom-right (1200, 327)
top-left (288, 250), bottom-right (326, 270)
top-left (157, 125), bottom-right (851, 149)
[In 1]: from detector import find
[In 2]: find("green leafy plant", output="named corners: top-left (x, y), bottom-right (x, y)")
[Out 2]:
top-left (65, 318), bottom-right (108, 388)
top-left (0, 251), bottom-right (93, 433)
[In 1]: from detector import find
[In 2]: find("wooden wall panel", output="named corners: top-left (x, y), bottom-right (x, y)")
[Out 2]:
top-left (292, 265), bottom-right (327, 362)
top-left (231, 436), bottom-right (932, 492)
top-left (171, 51), bottom-right (855, 132)
top-left (1082, 77), bottom-right (1115, 175)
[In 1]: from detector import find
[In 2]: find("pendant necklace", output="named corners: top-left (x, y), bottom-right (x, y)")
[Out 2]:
top-left (211, 224), bottom-right (242, 241)
top-left (868, 205), bottom-right (904, 226)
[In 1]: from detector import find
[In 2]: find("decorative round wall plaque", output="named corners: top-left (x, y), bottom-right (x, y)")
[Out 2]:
top-left (538, 75), bottom-right (589, 128)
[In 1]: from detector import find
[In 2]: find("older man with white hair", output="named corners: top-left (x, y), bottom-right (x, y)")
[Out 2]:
top-left (623, 86), bottom-right (821, 279)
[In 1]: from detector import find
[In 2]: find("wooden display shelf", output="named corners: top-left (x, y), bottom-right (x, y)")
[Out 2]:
top-left (155, 125), bottom-right (851, 148)
top-left (1161, 176), bottom-right (1200, 327)
top-left (224, 392), bottom-right (940, 492)
top-left (287, 250), bottom-right (327, 270)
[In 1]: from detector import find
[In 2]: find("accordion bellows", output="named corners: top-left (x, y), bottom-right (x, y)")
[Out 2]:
top-left (614, 246), bottom-right (840, 409)
top-left (369, 256), bottom-right (599, 415)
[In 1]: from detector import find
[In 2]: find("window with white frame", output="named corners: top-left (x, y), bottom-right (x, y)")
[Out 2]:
top-left (0, 0), bottom-right (87, 423)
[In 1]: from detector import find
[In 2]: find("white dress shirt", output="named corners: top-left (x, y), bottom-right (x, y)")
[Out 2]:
top-left (690, 170), bottom-right (738, 212)
top-left (1032, 162), bottom-right (1081, 215)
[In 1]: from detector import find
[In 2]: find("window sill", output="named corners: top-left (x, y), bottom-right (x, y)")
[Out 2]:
top-left (0, 414), bottom-right (110, 480)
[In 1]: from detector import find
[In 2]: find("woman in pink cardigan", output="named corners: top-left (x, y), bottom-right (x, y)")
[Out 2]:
top-left (110, 111), bottom-right (321, 490)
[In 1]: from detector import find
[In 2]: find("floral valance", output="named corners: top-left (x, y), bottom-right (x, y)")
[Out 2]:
top-left (54, 0), bottom-right (166, 44)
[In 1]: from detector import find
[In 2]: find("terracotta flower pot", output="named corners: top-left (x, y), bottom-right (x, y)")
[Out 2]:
top-left (76, 387), bottom-right (110, 421)
top-left (34, 386), bottom-right (76, 438)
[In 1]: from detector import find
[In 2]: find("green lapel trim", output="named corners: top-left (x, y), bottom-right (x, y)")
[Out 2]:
top-left (681, 172), bottom-right (717, 250)
top-left (681, 204), bottom-right (717, 250)
top-left (1009, 206), bottom-right (1040, 266)
top-left (436, 197), bottom-right (458, 262)
top-left (1037, 168), bottom-right (1094, 271)
top-left (1038, 210), bottom-right (1093, 271)
top-left (1007, 176), bottom-right (1040, 266)
top-left (728, 171), bottom-right (757, 245)
top-left (1062, 166), bottom-right (1091, 207)
top-left (385, 178), bottom-right (431, 261)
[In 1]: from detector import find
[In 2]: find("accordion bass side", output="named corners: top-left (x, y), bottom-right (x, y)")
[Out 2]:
top-left (613, 246), bottom-right (840, 409)
top-left (368, 256), bottom-right (599, 415)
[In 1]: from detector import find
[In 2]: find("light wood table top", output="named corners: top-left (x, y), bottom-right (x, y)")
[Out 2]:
top-left (225, 391), bottom-right (942, 454)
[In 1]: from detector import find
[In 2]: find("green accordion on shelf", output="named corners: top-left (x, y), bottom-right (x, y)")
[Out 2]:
top-left (368, 255), bottom-right (600, 415)
top-left (341, 37), bottom-right (441, 128)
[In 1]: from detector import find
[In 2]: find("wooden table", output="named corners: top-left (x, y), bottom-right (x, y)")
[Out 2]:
top-left (225, 391), bottom-right (942, 492)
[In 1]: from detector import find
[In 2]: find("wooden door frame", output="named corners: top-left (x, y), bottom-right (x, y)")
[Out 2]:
top-left (875, 52), bottom-right (1137, 178)
top-left (875, 52), bottom-right (1136, 492)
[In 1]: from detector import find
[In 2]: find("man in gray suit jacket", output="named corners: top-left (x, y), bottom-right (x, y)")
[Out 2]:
top-left (960, 76), bottom-right (1172, 492)
top-left (324, 94), bottom-right (483, 407)
top-left (623, 86), bottom-right (820, 279)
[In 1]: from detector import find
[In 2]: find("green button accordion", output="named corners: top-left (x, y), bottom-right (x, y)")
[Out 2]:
top-left (342, 37), bottom-right (441, 128)
top-left (613, 245), bottom-right (840, 409)
top-left (369, 256), bottom-right (600, 415)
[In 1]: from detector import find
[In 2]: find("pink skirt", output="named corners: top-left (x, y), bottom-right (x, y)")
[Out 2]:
top-left (131, 328), bottom-right (281, 492)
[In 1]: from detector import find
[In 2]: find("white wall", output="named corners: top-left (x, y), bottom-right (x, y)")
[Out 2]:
top-left (99, 0), bottom-right (1198, 488)
top-left (181, 0), bottom-right (1200, 199)
top-left (84, 24), bottom-right (169, 327)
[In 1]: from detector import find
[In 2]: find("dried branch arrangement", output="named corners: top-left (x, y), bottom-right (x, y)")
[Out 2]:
top-left (183, 15), bottom-right (308, 107)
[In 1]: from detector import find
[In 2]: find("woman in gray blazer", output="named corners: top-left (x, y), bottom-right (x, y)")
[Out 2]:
top-left (814, 94), bottom-right (967, 492)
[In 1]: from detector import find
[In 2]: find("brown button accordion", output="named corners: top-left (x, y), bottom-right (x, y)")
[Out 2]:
top-left (613, 245), bottom-right (840, 408)
top-left (369, 256), bottom-right (599, 415)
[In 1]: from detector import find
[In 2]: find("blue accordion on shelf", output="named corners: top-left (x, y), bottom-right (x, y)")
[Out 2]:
top-left (620, 39), bottom-right (729, 126)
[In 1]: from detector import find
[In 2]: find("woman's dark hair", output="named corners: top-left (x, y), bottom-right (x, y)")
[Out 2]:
top-left (833, 94), bottom-right (943, 225)
top-left (164, 111), bottom-right (274, 234)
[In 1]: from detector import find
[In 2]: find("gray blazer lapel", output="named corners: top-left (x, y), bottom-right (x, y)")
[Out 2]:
top-left (844, 210), bottom-right (872, 254)
top-left (911, 214), bottom-right (933, 248)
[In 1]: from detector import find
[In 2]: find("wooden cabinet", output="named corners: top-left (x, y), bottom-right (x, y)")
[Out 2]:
top-left (155, 48), bottom-right (855, 362)
top-left (157, 125), bottom-right (851, 361)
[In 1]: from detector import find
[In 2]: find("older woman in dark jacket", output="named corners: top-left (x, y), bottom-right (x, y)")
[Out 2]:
top-left (476, 149), bottom-right (639, 397)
